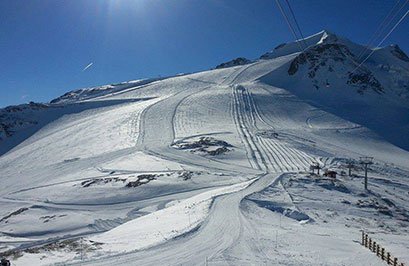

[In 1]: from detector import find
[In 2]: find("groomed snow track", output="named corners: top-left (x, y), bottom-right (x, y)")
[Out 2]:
top-left (232, 84), bottom-right (314, 173)
top-left (73, 173), bottom-right (283, 266)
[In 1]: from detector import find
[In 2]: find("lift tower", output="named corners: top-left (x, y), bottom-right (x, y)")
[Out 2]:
top-left (346, 159), bottom-right (354, 176)
top-left (359, 157), bottom-right (373, 190)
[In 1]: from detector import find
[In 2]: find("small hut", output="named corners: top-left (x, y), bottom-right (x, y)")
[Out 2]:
top-left (324, 170), bottom-right (337, 178)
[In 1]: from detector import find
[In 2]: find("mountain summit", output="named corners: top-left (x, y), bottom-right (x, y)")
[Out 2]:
top-left (261, 30), bottom-right (409, 97)
top-left (258, 30), bottom-right (409, 150)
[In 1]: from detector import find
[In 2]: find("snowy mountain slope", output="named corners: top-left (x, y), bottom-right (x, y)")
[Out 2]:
top-left (49, 77), bottom-right (168, 104)
top-left (261, 30), bottom-right (409, 97)
top-left (1, 30), bottom-right (409, 265)
top-left (0, 102), bottom-right (49, 143)
top-left (0, 76), bottom-right (177, 156)
top-left (0, 100), bottom-right (150, 156)
top-left (368, 44), bottom-right (409, 99)
top-left (259, 31), bottom-right (409, 151)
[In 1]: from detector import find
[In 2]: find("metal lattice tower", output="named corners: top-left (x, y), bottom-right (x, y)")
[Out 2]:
top-left (346, 159), bottom-right (355, 176)
top-left (359, 156), bottom-right (374, 190)
top-left (310, 162), bottom-right (322, 175)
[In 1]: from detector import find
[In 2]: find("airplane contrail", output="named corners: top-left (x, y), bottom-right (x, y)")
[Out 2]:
top-left (82, 62), bottom-right (93, 72)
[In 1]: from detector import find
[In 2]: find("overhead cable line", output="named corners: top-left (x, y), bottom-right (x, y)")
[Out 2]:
top-left (275, 0), bottom-right (305, 54)
top-left (275, 0), bottom-right (312, 66)
top-left (351, 9), bottom-right (409, 74)
top-left (356, 0), bottom-right (405, 60)
top-left (368, 0), bottom-right (408, 47)
top-left (284, 0), bottom-right (308, 50)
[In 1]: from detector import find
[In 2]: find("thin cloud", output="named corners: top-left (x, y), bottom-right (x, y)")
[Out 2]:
top-left (82, 62), bottom-right (93, 72)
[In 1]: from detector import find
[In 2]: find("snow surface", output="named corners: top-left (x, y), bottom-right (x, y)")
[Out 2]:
top-left (1, 30), bottom-right (409, 265)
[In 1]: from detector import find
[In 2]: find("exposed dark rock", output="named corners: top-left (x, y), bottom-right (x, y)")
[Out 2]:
top-left (173, 137), bottom-right (233, 156)
top-left (0, 238), bottom-right (102, 260)
top-left (126, 174), bottom-right (156, 187)
top-left (390, 44), bottom-right (409, 62)
top-left (81, 177), bottom-right (127, 187)
top-left (288, 43), bottom-right (352, 76)
top-left (206, 147), bottom-right (230, 156)
top-left (215, 57), bottom-right (252, 69)
top-left (0, 102), bottom-right (49, 141)
top-left (274, 43), bottom-right (287, 50)
top-left (178, 171), bottom-right (193, 181)
top-left (287, 42), bottom-right (385, 94)
top-left (0, 208), bottom-right (29, 223)
top-left (347, 72), bottom-right (384, 94)
top-left (1, 258), bottom-right (10, 266)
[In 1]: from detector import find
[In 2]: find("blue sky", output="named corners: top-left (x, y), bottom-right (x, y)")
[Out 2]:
top-left (0, 0), bottom-right (408, 107)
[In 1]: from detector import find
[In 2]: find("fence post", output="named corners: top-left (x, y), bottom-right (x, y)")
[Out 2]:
top-left (360, 232), bottom-right (404, 266)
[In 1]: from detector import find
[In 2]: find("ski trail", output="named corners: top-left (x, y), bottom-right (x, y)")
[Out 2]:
top-left (135, 82), bottom-right (257, 174)
top-left (237, 89), bottom-right (269, 172)
top-left (231, 84), bottom-right (316, 172)
top-left (232, 86), bottom-right (270, 172)
top-left (74, 173), bottom-right (283, 266)
top-left (258, 137), bottom-right (285, 172)
top-left (232, 86), bottom-right (261, 170)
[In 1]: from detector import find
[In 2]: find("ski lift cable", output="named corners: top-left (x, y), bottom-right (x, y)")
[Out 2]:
top-left (358, 0), bottom-right (408, 61)
top-left (275, 0), bottom-right (305, 54)
top-left (275, 0), bottom-right (312, 65)
top-left (356, 0), bottom-right (404, 60)
top-left (351, 9), bottom-right (409, 74)
top-left (284, 0), bottom-right (308, 50)
top-left (285, 0), bottom-right (353, 83)
top-left (376, 8), bottom-right (409, 47)
top-left (342, 1), bottom-right (407, 78)
top-left (369, 0), bottom-right (408, 47)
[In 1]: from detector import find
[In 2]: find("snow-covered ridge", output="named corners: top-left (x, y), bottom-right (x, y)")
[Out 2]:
top-left (215, 57), bottom-right (252, 69)
top-left (260, 30), bottom-right (334, 60)
top-left (261, 30), bottom-right (409, 99)
top-left (50, 77), bottom-right (166, 104)
top-left (0, 77), bottom-right (168, 153)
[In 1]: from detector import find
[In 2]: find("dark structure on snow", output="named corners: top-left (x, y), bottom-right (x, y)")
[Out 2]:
top-left (324, 170), bottom-right (337, 178)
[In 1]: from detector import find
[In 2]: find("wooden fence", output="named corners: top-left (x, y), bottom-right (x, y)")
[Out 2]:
top-left (361, 231), bottom-right (405, 266)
